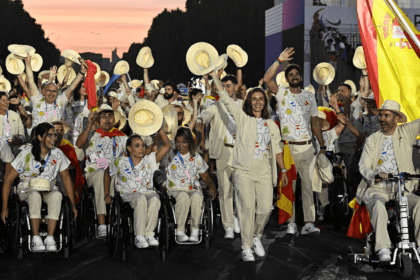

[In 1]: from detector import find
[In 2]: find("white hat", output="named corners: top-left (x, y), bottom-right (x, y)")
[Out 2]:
top-left (310, 154), bottom-right (334, 193)
top-left (48, 116), bottom-right (70, 134)
top-left (5, 53), bottom-right (25, 75)
top-left (108, 91), bottom-right (119, 100)
top-left (353, 46), bottom-right (366, 69)
top-left (130, 79), bottom-right (143, 89)
top-left (151, 80), bottom-right (159, 88)
top-left (96, 104), bottom-right (114, 116)
top-left (305, 84), bottom-right (315, 94)
top-left (136, 47), bottom-right (154, 68)
top-left (91, 62), bottom-right (101, 80)
top-left (0, 76), bottom-right (11, 93)
top-left (343, 80), bottom-right (357, 95)
top-left (159, 88), bottom-right (165, 94)
top-left (313, 63), bottom-right (335, 85)
top-left (113, 111), bottom-right (127, 130)
top-left (62, 49), bottom-right (81, 65)
top-left (162, 104), bottom-right (191, 126)
top-left (186, 42), bottom-right (219, 76)
top-left (373, 100), bottom-right (407, 123)
top-left (227, 45), bottom-right (248, 68)
top-left (8, 44), bottom-right (36, 59)
top-left (128, 100), bottom-right (163, 136)
top-left (57, 65), bottom-right (77, 86)
top-left (162, 106), bottom-right (178, 141)
top-left (30, 54), bottom-right (43, 72)
top-left (114, 60), bottom-right (130, 75)
top-left (96, 71), bottom-right (110, 88)
top-left (214, 54), bottom-right (228, 71)
top-left (38, 70), bottom-right (50, 81)
top-left (361, 92), bottom-right (375, 101)
top-left (276, 71), bottom-right (289, 88)
top-left (220, 71), bottom-right (227, 80)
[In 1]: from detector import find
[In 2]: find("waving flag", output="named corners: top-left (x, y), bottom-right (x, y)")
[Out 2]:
top-left (357, 0), bottom-right (420, 122)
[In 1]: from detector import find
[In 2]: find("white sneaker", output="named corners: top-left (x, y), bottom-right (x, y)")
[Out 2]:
top-left (224, 228), bottom-right (234, 239)
top-left (189, 230), bottom-right (199, 242)
top-left (176, 231), bottom-right (189, 242)
top-left (31, 235), bottom-right (45, 251)
top-left (234, 216), bottom-right (241, 233)
top-left (286, 223), bottom-right (297, 235)
top-left (44, 235), bottom-right (57, 252)
top-left (242, 248), bottom-right (255, 262)
top-left (98, 224), bottom-right (107, 238)
top-left (253, 237), bottom-right (265, 257)
top-left (378, 248), bottom-right (391, 262)
top-left (301, 223), bottom-right (320, 235)
top-left (135, 235), bottom-right (149, 248)
top-left (146, 236), bottom-right (159, 246)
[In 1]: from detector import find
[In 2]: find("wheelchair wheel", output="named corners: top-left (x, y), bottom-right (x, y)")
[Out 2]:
top-left (205, 197), bottom-right (214, 243)
top-left (397, 253), bottom-right (413, 278)
top-left (62, 197), bottom-right (72, 257)
top-left (74, 184), bottom-right (88, 241)
top-left (107, 198), bottom-right (120, 258)
top-left (3, 193), bottom-right (20, 257)
top-left (159, 199), bottom-right (170, 261)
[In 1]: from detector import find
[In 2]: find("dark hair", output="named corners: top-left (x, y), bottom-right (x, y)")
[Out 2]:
top-left (174, 127), bottom-right (196, 157)
top-left (242, 88), bottom-right (270, 119)
top-left (31, 122), bottom-right (55, 163)
top-left (0, 91), bottom-right (8, 99)
top-left (221, 74), bottom-right (238, 85)
top-left (270, 95), bottom-right (278, 112)
top-left (73, 79), bottom-right (85, 101)
top-left (125, 134), bottom-right (144, 158)
top-left (284, 64), bottom-right (302, 80)
top-left (30, 124), bottom-right (37, 140)
top-left (164, 81), bottom-right (177, 91)
top-left (340, 83), bottom-right (352, 92)
top-left (11, 86), bottom-right (24, 96)
top-left (174, 88), bottom-right (181, 95)
top-left (188, 88), bottom-right (202, 101)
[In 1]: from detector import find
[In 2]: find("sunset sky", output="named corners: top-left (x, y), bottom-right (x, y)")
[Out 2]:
top-left (22, 0), bottom-right (186, 59)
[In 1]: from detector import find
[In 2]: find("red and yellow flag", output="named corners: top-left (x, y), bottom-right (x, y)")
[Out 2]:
top-left (357, 0), bottom-right (420, 122)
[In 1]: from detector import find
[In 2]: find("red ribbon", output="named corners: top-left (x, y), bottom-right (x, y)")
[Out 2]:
top-left (95, 127), bottom-right (126, 138)
top-left (84, 60), bottom-right (97, 110)
top-left (140, 87), bottom-right (145, 98)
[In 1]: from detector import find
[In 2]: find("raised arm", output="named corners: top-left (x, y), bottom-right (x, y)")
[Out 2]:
top-left (60, 67), bottom-right (72, 90)
top-left (24, 53), bottom-right (40, 97)
top-left (16, 74), bottom-right (30, 99)
top-left (358, 69), bottom-right (370, 107)
top-left (155, 128), bottom-right (171, 163)
top-left (236, 68), bottom-right (243, 91)
top-left (263, 47), bottom-right (295, 95)
top-left (76, 108), bottom-right (97, 149)
top-left (121, 74), bottom-right (131, 94)
top-left (48, 66), bottom-right (57, 84)
top-left (188, 99), bottom-right (198, 131)
top-left (144, 68), bottom-right (150, 85)
top-left (64, 62), bottom-right (87, 100)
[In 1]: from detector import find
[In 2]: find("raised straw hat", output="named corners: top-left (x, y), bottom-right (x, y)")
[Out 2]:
top-left (0, 76), bottom-right (11, 94)
top-left (305, 84), bottom-right (315, 94)
top-left (162, 106), bottom-right (178, 141)
top-left (62, 49), bottom-right (81, 65)
top-left (96, 71), bottom-right (110, 88)
top-left (8, 44), bottom-right (35, 59)
top-left (30, 54), bottom-right (43, 72)
top-left (114, 60), bottom-right (130, 76)
top-left (136, 47), bottom-right (154, 68)
top-left (57, 65), bottom-right (77, 86)
top-left (214, 54), bottom-right (228, 71)
top-left (276, 71), bottom-right (289, 88)
top-left (162, 104), bottom-right (191, 126)
top-left (227, 44), bottom-right (248, 68)
top-left (186, 42), bottom-right (219, 76)
top-left (5, 53), bottom-right (25, 75)
top-left (128, 100), bottom-right (163, 136)
top-left (313, 62), bottom-right (335, 85)
top-left (353, 46), bottom-right (366, 69)
top-left (343, 80), bottom-right (357, 95)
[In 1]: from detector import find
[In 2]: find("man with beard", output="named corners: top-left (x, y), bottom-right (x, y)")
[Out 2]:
top-left (264, 47), bottom-right (325, 235)
top-left (153, 81), bottom-right (182, 110)
top-left (356, 100), bottom-right (420, 262)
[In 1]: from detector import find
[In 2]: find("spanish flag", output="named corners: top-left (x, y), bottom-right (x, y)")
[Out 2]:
top-left (358, 0), bottom-right (420, 121)
top-left (347, 198), bottom-right (373, 239)
top-left (277, 142), bottom-right (297, 225)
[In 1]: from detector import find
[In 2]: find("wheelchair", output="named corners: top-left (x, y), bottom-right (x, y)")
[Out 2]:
top-left (1, 183), bottom-right (75, 260)
top-left (348, 173), bottom-right (420, 278)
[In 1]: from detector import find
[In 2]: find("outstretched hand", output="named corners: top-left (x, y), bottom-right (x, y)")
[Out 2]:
top-left (24, 52), bottom-right (32, 67)
top-left (279, 47), bottom-right (295, 62)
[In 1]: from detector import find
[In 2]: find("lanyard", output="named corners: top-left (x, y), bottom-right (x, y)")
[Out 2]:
top-left (128, 156), bottom-right (144, 185)
top-left (4, 112), bottom-right (10, 143)
top-left (176, 151), bottom-right (191, 180)
top-left (113, 138), bottom-right (117, 158)
top-left (45, 100), bottom-right (57, 119)
top-left (39, 151), bottom-right (51, 174)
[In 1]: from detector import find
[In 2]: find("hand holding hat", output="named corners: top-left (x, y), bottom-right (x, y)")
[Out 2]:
top-left (186, 42), bottom-right (219, 76)
top-left (227, 45), bottom-right (248, 68)
top-left (136, 47), bottom-right (154, 68)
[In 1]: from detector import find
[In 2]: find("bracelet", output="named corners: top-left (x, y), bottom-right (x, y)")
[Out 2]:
top-left (78, 71), bottom-right (85, 76)
top-left (320, 146), bottom-right (327, 150)
top-left (362, 74), bottom-right (368, 77)
top-left (336, 111), bottom-right (342, 115)
top-left (281, 168), bottom-right (287, 173)
top-left (277, 57), bottom-right (283, 64)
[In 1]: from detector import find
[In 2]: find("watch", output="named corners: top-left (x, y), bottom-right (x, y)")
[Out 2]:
top-left (281, 168), bottom-right (287, 173)
top-left (320, 146), bottom-right (327, 150)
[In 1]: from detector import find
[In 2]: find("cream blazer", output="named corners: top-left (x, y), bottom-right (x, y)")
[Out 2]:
top-left (218, 89), bottom-right (282, 187)
top-left (356, 118), bottom-right (420, 204)
top-left (198, 97), bottom-right (243, 161)
top-left (0, 110), bottom-right (25, 141)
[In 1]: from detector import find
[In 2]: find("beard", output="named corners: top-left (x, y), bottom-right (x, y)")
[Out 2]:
top-left (164, 93), bottom-right (174, 100)
top-left (289, 80), bottom-right (301, 88)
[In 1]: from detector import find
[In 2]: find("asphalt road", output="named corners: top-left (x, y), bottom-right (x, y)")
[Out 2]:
top-left (1, 212), bottom-right (419, 280)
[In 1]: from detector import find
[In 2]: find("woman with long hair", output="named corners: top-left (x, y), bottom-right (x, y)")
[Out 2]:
top-left (1, 122), bottom-right (77, 252)
top-left (64, 80), bottom-right (88, 145)
top-left (104, 128), bottom-right (171, 248)
top-left (209, 70), bottom-right (288, 262)
top-left (166, 127), bottom-right (217, 243)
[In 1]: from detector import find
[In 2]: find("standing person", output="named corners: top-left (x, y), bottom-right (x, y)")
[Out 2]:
top-left (210, 70), bottom-right (288, 261)
top-left (196, 74), bottom-right (244, 239)
top-left (0, 91), bottom-right (25, 152)
top-left (76, 105), bottom-right (127, 238)
top-left (263, 47), bottom-right (325, 235)
top-left (105, 130), bottom-right (171, 248)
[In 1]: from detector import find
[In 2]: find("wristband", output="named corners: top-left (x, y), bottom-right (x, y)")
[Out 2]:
top-left (78, 71), bottom-right (85, 76)
top-left (362, 75), bottom-right (368, 77)
top-left (277, 57), bottom-right (283, 64)
top-left (281, 168), bottom-right (287, 173)
top-left (320, 146), bottom-right (327, 150)
top-left (336, 111), bottom-right (342, 115)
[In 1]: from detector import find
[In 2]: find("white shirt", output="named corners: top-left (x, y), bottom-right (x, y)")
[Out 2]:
top-left (0, 138), bottom-right (14, 163)
top-left (72, 105), bottom-right (90, 147)
top-left (154, 95), bottom-right (182, 110)
top-left (374, 136), bottom-right (399, 187)
top-left (112, 153), bottom-right (158, 194)
top-left (224, 100), bottom-right (239, 145)
top-left (1, 114), bottom-right (11, 143)
top-left (315, 128), bottom-right (338, 153)
top-left (12, 147), bottom-right (70, 192)
top-left (277, 87), bottom-right (319, 142)
top-left (31, 91), bottom-right (69, 126)
top-left (254, 118), bottom-right (271, 160)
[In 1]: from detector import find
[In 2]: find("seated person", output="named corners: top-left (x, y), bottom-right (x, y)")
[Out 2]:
top-left (0, 137), bottom-right (15, 185)
top-left (105, 129), bottom-right (171, 248)
top-left (357, 100), bottom-right (420, 262)
top-left (1, 122), bottom-right (77, 251)
top-left (166, 127), bottom-right (216, 242)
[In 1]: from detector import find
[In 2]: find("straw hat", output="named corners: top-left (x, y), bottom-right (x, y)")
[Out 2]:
top-left (162, 104), bottom-right (191, 126)
top-left (28, 177), bottom-right (51, 192)
top-left (361, 92), bottom-right (376, 102)
top-left (162, 106), bottom-right (178, 141)
top-left (96, 104), bottom-right (114, 116)
top-left (305, 84), bottom-right (315, 94)
top-left (186, 42), bottom-right (219, 76)
top-left (227, 45), bottom-right (248, 68)
top-left (313, 62), bottom-right (335, 85)
top-left (220, 71), bottom-right (227, 80)
top-left (5, 53), bottom-right (25, 75)
top-left (276, 71), bottom-right (289, 88)
top-left (128, 100), bottom-right (163, 136)
top-left (214, 54), bottom-right (228, 71)
top-left (130, 79), bottom-right (143, 89)
top-left (114, 60), bottom-right (129, 75)
top-left (343, 80), bottom-right (356, 95)
top-left (108, 91), bottom-right (119, 100)
top-left (136, 47), bottom-right (154, 68)
top-left (353, 46), bottom-right (366, 69)
top-left (48, 116), bottom-right (70, 134)
top-left (57, 65), bottom-right (77, 86)
top-left (372, 100), bottom-right (407, 123)
top-left (0, 66), bottom-right (2, 76)
top-left (0, 76), bottom-right (11, 93)
top-left (151, 80), bottom-right (159, 88)
top-left (62, 49), bottom-right (81, 65)
top-left (91, 62), bottom-right (101, 80)
top-left (113, 111), bottom-right (127, 130)
top-left (38, 70), bottom-right (50, 81)
top-left (96, 71), bottom-right (110, 87)
top-left (8, 44), bottom-right (36, 59)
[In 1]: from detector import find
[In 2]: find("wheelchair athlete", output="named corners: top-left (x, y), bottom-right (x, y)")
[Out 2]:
top-left (166, 127), bottom-right (217, 243)
top-left (357, 100), bottom-right (420, 262)
top-left (0, 137), bottom-right (15, 184)
top-left (105, 129), bottom-right (171, 248)
top-left (1, 122), bottom-right (77, 251)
